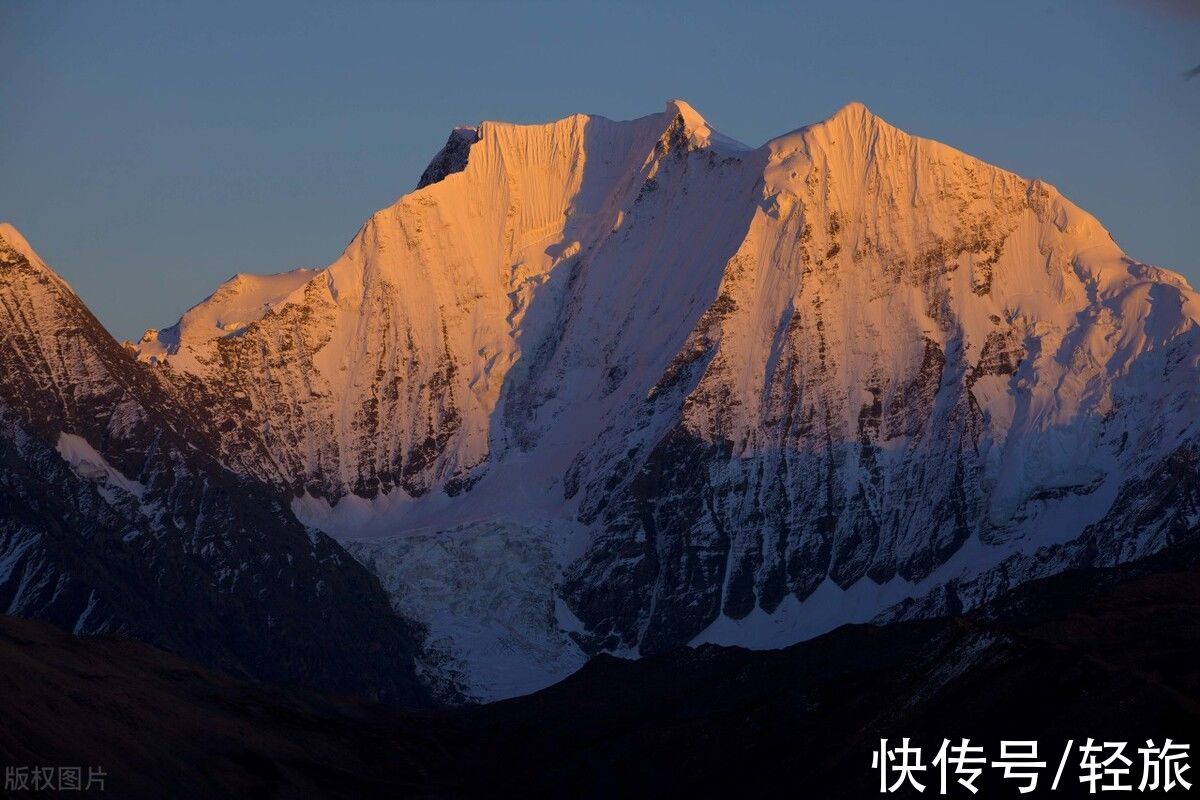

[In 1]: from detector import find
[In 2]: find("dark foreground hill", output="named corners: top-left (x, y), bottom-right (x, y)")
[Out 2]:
top-left (2, 539), bottom-right (1198, 798)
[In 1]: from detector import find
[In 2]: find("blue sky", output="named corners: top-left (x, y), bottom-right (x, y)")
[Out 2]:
top-left (2, 0), bottom-right (1197, 340)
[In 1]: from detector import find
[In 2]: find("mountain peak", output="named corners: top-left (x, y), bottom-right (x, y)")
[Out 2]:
top-left (830, 100), bottom-right (874, 120)
top-left (28, 97), bottom-right (1199, 699)
top-left (0, 222), bottom-right (44, 266)
top-left (663, 99), bottom-right (749, 154)
top-left (0, 221), bottom-right (72, 292)
top-left (665, 99), bottom-right (707, 131)
top-left (810, 100), bottom-right (896, 137)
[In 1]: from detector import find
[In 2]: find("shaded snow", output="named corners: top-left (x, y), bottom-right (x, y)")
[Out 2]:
top-left (107, 99), bottom-right (1200, 698)
top-left (56, 433), bottom-right (145, 500)
top-left (694, 574), bottom-right (920, 649)
top-left (344, 523), bottom-right (586, 702)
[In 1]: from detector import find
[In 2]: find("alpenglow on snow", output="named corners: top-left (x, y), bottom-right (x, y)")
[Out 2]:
top-left (4, 100), bottom-right (1196, 702)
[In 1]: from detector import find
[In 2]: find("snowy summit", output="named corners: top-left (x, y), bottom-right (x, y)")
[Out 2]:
top-left (3, 99), bottom-right (1198, 702)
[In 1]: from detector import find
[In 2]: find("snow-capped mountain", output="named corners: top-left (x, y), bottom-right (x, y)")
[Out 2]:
top-left (0, 224), bottom-right (430, 705)
top-left (11, 99), bottom-right (1197, 703)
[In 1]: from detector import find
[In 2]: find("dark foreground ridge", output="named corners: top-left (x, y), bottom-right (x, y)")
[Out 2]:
top-left (2, 539), bottom-right (1198, 798)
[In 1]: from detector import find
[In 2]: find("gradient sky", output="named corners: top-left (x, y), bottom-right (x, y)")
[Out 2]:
top-left (2, 0), bottom-right (1197, 340)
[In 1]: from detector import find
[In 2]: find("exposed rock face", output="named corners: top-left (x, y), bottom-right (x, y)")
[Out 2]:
top-left (136, 101), bottom-right (764, 511)
top-left (560, 105), bottom-right (1200, 653)
top-left (0, 225), bottom-right (431, 705)
top-left (78, 99), bottom-right (1200, 690)
top-left (417, 126), bottom-right (480, 189)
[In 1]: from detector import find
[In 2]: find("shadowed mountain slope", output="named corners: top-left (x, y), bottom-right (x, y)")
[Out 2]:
top-left (0, 224), bottom-right (431, 706)
top-left (2, 538), bottom-right (1197, 797)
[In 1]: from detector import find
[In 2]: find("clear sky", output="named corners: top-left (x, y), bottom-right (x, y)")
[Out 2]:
top-left (2, 0), bottom-right (1197, 340)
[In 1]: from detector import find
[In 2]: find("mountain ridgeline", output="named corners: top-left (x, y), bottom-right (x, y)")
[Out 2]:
top-left (2, 100), bottom-right (1197, 701)
top-left (0, 225), bottom-right (430, 705)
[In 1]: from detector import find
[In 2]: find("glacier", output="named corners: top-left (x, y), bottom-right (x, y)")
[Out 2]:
top-left (6, 98), bottom-right (1195, 702)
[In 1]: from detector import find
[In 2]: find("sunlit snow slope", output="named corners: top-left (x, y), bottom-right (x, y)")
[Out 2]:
top-left (129, 100), bottom-right (1200, 699)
